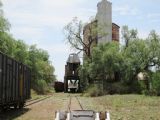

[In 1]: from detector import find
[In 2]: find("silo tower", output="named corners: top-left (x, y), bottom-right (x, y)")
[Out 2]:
top-left (96, 0), bottom-right (112, 43)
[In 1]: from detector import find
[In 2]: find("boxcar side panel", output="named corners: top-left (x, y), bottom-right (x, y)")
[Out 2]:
top-left (6, 57), bottom-right (9, 102)
top-left (3, 55), bottom-right (6, 104)
top-left (15, 62), bottom-right (19, 101)
top-left (10, 59), bottom-right (13, 101)
top-left (12, 60), bottom-right (16, 101)
top-left (19, 64), bottom-right (23, 101)
top-left (8, 59), bottom-right (11, 102)
top-left (0, 52), bottom-right (31, 108)
top-left (27, 68), bottom-right (31, 99)
top-left (24, 66), bottom-right (26, 99)
top-left (0, 54), bottom-right (2, 104)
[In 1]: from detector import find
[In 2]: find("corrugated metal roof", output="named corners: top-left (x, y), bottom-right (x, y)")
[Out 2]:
top-left (67, 53), bottom-right (80, 63)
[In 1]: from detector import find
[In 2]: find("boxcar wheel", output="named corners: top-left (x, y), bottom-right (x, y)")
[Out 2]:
top-left (1, 106), bottom-right (8, 111)
top-left (0, 106), bottom-right (2, 112)
top-left (14, 104), bottom-right (18, 109)
top-left (19, 103), bottom-right (24, 109)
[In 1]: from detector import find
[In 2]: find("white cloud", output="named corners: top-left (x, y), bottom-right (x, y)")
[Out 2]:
top-left (9, 12), bottom-right (75, 27)
top-left (113, 5), bottom-right (139, 16)
top-left (3, 0), bottom-right (93, 30)
top-left (138, 31), bottom-right (149, 39)
top-left (10, 26), bottom-right (44, 44)
top-left (39, 43), bottom-right (71, 55)
top-left (147, 13), bottom-right (160, 18)
top-left (39, 0), bottom-right (85, 8)
top-left (3, 0), bottom-right (84, 7)
top-left (138, 30), bottom-right (160, 39)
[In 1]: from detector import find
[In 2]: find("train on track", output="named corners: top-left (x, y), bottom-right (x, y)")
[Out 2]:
top-left (54, 53), bottom-right (81, 93)
top-left (54, 81), bottom-right (64, 92)
top-left (54, 80), bottom-right (79, 93)
top-left (0, 52), bottom-right (31, 110)
top-left (64, 53), bottom-right (81, 93)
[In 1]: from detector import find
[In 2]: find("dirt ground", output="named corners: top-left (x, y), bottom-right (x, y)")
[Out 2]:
top-left (1, 93), bottom-right (160, 120)
top-left (0, 93), bottom-right (70, 120)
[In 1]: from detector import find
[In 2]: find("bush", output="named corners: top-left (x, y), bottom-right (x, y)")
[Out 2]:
top-left (35, 80), bottom-right (49, 94)
top-left (84, 84), bottom-right (103, 97)
top-left (104, 82), bottom-right (130, 94)
top-left (138, 80), bottom-right (149, 95)
top-left (151, 72), bottom-right (160, 96)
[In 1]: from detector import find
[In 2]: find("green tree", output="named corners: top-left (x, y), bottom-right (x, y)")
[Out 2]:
top-left (64, 17), bottom-right (98, 59)
top-left (82, 42), bottom-right (125, 93)
top-left (147, 30), bottom-right (160, 69)
top-left (151, 72), bottom-right (160, 96)
top-left (0, 1), bottom-right (10, 32)
top-left (14, 40), bottom-right (28, 63)
top-left (80, 25), bottom-right (160, 95)
top-left (121, 25), bottom-right (138, 48)
top-left (0, 32), bottom-right (16, 56)
top-left (28, 45), bottom-right (56, 93)
top-left (0, 1), bottom-right (13, 55)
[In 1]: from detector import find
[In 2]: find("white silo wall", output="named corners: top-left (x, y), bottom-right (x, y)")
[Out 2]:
top-left (96, 0), bottom-right (112, 44)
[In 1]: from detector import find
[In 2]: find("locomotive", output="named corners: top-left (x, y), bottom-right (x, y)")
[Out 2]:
top-left (54, 53), bottom-right (81, 93)
top-left (64, 53), bottom-right (81, 93)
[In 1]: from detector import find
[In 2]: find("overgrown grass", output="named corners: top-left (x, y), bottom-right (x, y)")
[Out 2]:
top-left (79, 94), bottom-right (160, 120)
top-left (30, 89), bottom-right (43, 99)
top-left (30, 89), bottom-right (51, 99)
top-left (83, 84), bottom-right (103, 97)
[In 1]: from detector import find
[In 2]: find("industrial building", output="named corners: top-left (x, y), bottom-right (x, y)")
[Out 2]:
top-left (83, 0), bottom-right (120, 46)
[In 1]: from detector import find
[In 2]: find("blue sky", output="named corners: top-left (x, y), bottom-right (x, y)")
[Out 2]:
top-left (2, 0), bottom-right (160, 81)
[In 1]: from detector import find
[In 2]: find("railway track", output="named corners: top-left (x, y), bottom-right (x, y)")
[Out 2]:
top-left (55, 94), bottom-right (110, 120)
top-left (67, 94), bottom-right (83, 112)
top-left (25, 96), bottom-right (51, 107)
top-left (75, 96), bottom-right (83, 110)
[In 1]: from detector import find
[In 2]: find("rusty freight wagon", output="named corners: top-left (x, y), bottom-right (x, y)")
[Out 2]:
top-left (54, 81), bottom-right (64, 92)
top-left (0, 52), bottom-right (31, 110)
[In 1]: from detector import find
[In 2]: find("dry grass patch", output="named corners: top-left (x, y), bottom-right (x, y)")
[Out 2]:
top-left (79, 94), bottom-right (160, 120)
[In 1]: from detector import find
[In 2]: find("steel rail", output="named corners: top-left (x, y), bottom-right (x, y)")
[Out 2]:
top-left (25, 96), bottom-right (51, 107)
top-left (75, 96), bottom-right (83, 110)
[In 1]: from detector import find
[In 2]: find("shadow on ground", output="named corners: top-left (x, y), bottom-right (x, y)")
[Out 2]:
top-left (0, 108), bottom-right (30, 120)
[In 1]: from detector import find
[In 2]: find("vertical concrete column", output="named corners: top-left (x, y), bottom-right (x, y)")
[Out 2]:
top-left (96, 0), bottom-right (112, 43)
